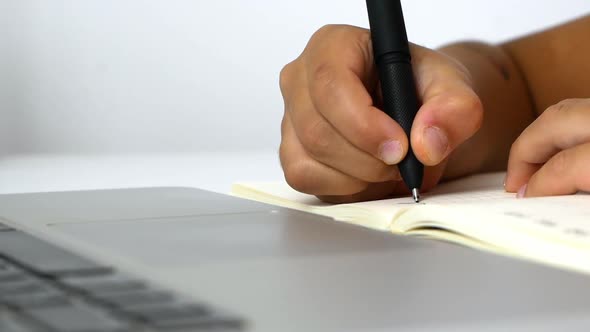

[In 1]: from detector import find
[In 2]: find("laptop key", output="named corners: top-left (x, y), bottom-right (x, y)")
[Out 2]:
top-left (125, 303), bottom-right (210, 322)
top-left (0, 281), bottom-right (47, 296)
top-left (61, 274), bottom-right (147, 295)
top-left (3, 292), bottom-right (70, 309)
top-left (99, 290), bottom-right (175, 308)
top-left (0, 231), bottom-right (112, 277)
top-left (0, 231), bottom-right (246, 331)
top-left (24, 304), bottom-right (130, 332)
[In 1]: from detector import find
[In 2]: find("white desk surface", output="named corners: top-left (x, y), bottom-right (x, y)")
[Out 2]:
top-left (0, 151), bottom-right (285, 195)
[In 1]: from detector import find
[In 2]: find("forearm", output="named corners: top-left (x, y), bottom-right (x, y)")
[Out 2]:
top-left (435, 15), bottom-right (590, 179)
top-left (436, 41), bottom-right (535, 178)
top-left (502, 15), bottom-right (590, 114)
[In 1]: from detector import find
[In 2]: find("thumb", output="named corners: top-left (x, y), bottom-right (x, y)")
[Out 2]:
top-left (408, 44), bottom-right (484, 166)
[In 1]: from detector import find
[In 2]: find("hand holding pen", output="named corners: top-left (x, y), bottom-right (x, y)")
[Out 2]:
top-left (278, 23), bottom-right (483, 203)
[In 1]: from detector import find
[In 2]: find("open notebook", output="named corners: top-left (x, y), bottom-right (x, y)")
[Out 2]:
top-left (232, 172), bottom-right (590, 275)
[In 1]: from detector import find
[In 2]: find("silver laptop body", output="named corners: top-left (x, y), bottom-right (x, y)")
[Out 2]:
top-left (1, 187), bottom-right (589, 332)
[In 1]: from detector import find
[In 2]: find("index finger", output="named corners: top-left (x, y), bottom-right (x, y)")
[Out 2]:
top-left (305, 26), bottom-right (409, 165)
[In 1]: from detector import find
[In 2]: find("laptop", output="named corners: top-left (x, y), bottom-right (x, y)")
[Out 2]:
top-left (0, 186), bottom-right (590, 332)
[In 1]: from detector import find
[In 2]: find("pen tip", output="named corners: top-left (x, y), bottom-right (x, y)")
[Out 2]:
top-left (412, 188), bottom-right (420, 203)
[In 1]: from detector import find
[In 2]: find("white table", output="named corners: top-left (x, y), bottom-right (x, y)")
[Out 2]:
top-left (0, 151), bottom-right (284, 195)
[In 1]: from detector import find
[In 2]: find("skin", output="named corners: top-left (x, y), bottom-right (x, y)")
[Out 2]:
top-left (279, 15), bottom-right (590, 203)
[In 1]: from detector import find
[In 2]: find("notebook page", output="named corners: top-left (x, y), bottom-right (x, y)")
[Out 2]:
top-left (234, 172), bottom-right (590, 241)
top-left (420, 172), bottom-right (512, 203)
top-left (233, 173), bottom-right (512, 231)
top-left (232, 182), bottom-right (414, 230)
top-left (444, 195), bottom-right (590, 247)
top-left (396, 201), bottom-right (590, 274)
top-left (390, 173), bottom-right (590, 273)
top-left (231, 182), bottom-right (330, 210)
top-left (412, 172), bottom-right (590, 247)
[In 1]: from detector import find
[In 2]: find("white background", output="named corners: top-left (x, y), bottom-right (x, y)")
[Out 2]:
top-left (2, 0), bottom-right (590, 155)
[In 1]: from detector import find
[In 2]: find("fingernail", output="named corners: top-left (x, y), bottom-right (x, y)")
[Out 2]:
top-left (423, 126), bottom-right (449, 163)
top-left (516, 184), bottom-right (528, 198)
top-left (379, 140), bottom-right (403, 165)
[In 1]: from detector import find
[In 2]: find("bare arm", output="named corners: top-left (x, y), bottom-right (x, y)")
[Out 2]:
top-left (437, 15), bottom-right (590, 179)
top-left (504, 15), bottom-right (590, 113)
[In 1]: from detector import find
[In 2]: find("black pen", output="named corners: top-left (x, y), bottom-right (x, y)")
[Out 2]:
top-left (366, 0), bottom-right (424, 203)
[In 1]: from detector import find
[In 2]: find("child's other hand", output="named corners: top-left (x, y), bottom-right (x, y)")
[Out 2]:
top-left (505, 99), bottom-right (590, 197)
top-left (278, 25), bottom-right (483, 202)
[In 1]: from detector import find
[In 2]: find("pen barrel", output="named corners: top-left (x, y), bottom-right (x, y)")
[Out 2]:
top-left (377, 56), bottom-right (417, 138)
top-left (377, 59), bottom-right (424, 190)
top-left (366, 0), bottom-right (409, 59)
top-left (367, 0), bottom-right (423, 191)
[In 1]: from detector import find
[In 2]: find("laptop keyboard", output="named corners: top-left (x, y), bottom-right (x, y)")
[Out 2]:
top-left (0, 222), bottom-right (245, 332)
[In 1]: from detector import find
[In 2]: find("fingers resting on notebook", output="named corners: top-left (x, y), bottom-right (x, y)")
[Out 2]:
top-left (278, 25), bottom-right (483, 201)
top-left (505, 99), bottom-right (590, 198)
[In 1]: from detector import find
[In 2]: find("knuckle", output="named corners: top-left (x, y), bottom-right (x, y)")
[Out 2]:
top-left (462, 93), bottom-right (484, 132)
top-left (278, 140), bottom-right (313, 194)
top-left (548, 150), bottom-right (570, 175)
top-left (543, 99), bottom-right (574, 118)
top-left (314, 24), bottom-right (340, 39)
top-left (453, 61), bottom-right (475, 86)
top-left (310, 62), bottom-right (338, 94)
top-left (451, 92), bottom-right (482, 112)
top-left (282, 160), bottom-right (317, 194)
top-left (301, 120), bottom-right (332, 159)
top-left (279, 62), bottom-right (295, 96)
top-left (509, 137), bottom-right (525, 160)
top-left (278, 143), bottom-right (287, 167)
top-left (357, 28), bottom-right (372, 48)
top-left (543, 105), bottom-right (559, 119)
top-left (278, 132), bottom-right (292, 168)
top-left (311, 24), bottom-right (370, 66)
top-left (445, 93), bottom-right (483, 117)
top-left (350, 118), bottom-right (372, 141)
top-left (441, 93), bottom-right (484, 137)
